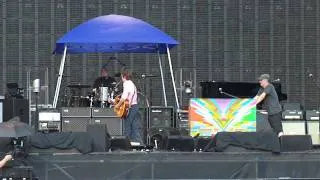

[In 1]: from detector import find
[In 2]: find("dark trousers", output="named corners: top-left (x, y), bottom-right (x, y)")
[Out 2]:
top-left (123, 105), bottom-right (143, 143)
top-left (268, 112), bottom-right (283, 134)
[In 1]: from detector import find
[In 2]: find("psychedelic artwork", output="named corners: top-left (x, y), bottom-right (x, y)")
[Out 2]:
top-left (189, 98), bottom-right (256, 137)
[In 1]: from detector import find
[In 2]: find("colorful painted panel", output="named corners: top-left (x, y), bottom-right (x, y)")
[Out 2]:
top-left (189, 98), bottom-right (256, 137)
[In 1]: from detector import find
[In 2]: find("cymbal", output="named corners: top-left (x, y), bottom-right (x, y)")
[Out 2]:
top-left (67, 84), bottom-right (91, 88)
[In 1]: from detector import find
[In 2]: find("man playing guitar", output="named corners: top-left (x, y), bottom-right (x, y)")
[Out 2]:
top-left (114, 67), bottom-right (143, 144)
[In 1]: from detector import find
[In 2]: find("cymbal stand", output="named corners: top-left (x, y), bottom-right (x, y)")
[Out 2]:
top-left (89, 95), bottom-right (93, 108)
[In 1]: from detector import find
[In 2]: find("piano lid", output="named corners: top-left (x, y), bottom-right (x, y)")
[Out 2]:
top-left (200, 81), bottom-right (287, 101)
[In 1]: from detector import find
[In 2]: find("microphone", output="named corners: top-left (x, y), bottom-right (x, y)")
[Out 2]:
top-left (133, 73), bottom-right (157, 79)
top-left (218, 88), bottom-right (223, 94)
top-left (273, 78), bottom-right (280, 82)
top-left (141, 74), bottom-right (157, 78)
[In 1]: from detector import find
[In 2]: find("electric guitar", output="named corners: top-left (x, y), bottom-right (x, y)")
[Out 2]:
top-left (113, 95), bottom-right (130, 119)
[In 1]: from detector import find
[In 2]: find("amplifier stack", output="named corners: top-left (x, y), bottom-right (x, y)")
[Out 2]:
top-left (91, 108), bottom-right (122, 136)
top-left (58, 106), bottom-right (184, 146)
top-left (60, 107), bottom-right (123, 136)
top-left (61, 107), bottom-right (91, 132)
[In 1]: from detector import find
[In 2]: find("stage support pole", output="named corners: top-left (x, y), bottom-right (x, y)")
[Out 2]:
top-left (157, 50), bottom-right (168, 107)
top-left (166, 44), bottom-right (180, 109)
top-left (53, 46), bottom-right (67, 108)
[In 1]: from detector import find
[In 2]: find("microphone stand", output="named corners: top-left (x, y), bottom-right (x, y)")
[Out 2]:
top-left (34, 92), bottom-right (39, 132)
top-left (219, 89), bottom-right (239, 99)
top-left (110, 57), bottom-right (126, 67)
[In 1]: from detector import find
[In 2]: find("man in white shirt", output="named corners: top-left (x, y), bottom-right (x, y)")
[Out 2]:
top-left (114, 67), bottom-right (142, 144)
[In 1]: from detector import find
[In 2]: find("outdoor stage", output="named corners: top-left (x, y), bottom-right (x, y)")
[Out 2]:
top-left (26, 149), bottom-right (320, 180)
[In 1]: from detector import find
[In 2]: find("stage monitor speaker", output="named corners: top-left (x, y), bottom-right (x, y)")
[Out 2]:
top-left (149, 106), bottom-right (174, 128)
top-left (62, 117), bottom-right (90, 132)
top-left (280, 135), bottom-right (312, 152)
top-left (148, 127), bottom-right (180, 149)
top-left (165, 135), bottom-right (195, 152)
top-left (91, 108), bottom-right (122, 136)
top-left (3, 99), bottom-right (29, 124)
top-left (110, 136), bottom-right (132, 151)
top-left (86, 124), bottom-right (110, 152)
top-left (195, 137), bottom-right (212, 152)
top-left (282, 121), bottom-right (306, 135)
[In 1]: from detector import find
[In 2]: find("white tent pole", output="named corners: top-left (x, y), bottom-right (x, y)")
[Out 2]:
top-left (166, 44), bottom-right (180, 109)
top-left (53, 46), bottom-right (67, 108)
top-left (157, 50), bottom-right (168, 107)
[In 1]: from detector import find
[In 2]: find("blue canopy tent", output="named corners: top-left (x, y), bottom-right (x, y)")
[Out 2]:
top-left (52, 14), bottom-right (180, 109)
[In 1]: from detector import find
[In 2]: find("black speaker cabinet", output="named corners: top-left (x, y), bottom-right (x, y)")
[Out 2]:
top-left (3, 99), bottom-right (29, 124)
top-left (61, 107), bottom-right (91, 132)
top-left (91, 118), bottom-right (122, 136)
top-left (165, 135), bottom-right (195, 152)
top-left (62, 117), bottom-right (90, 132)
top-left (91, 108), bottom-right (122, 136)
top-left (149, 106), bottom-right (174, 128)
top-left (280, 135), bottom-right (312, 152)
top-left (61, 107), bottom-right (91, 117)
top-left (110, 136), bottom-right (132, 151)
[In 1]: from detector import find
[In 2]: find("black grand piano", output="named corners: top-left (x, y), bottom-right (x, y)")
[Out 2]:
top-left (200, 81), bottom-right (287, 101)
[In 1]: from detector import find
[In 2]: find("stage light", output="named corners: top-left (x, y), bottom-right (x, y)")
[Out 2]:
top-left (183, 80), bottom-right (192, 95)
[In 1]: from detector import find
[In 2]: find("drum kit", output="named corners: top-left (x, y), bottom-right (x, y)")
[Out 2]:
top-left (64, 82), bottom-right (121, 108)
top-left (62, 72), bottom-right (155, 108)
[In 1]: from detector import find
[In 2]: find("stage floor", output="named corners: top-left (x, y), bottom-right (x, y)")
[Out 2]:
top-left (26, 150), bottom-right (320, 180)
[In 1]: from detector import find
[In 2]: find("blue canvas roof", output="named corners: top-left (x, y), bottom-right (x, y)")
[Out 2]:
top-left (54, 14), bottom-right (179, 54)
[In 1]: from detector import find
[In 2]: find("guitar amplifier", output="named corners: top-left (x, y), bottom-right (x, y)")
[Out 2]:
top-left (282, 110), bottom-right (303, 120)
top-left (38, 111), bottom-right (61, 132)
top-left (61, 107), bottom-right (91, 132)
top-left (306, 110), bottom-right (320, 121)
top-left (62, 117), bottom-right (90, 132)
top-left (61, 107), bottom-right (91, 117)
top-left (91, 108), bottom-right (122, 136)
top-left (149, 106), bottom-right (174, 128)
